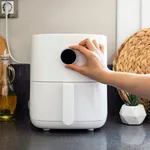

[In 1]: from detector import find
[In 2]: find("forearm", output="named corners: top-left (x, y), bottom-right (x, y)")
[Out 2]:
top-left (103, 71), bottom-right (150, 99)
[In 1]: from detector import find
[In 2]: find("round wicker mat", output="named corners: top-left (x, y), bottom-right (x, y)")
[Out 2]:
top-left (113, 28), bottom-right (150, 111)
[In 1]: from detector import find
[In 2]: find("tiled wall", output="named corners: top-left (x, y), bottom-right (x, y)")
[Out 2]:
top-left (117, 0), bottom-right (150, 49)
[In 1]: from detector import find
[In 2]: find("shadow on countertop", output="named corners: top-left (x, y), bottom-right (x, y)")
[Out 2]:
top-left (0, 114), bottom-right (149, 150)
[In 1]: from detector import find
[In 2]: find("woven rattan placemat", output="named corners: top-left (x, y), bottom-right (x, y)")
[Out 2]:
top-left (113, 28), bottom-right (150, 111)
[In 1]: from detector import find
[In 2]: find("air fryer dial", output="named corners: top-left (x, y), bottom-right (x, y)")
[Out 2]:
top-left (61, 49), bottom-right (76, 64)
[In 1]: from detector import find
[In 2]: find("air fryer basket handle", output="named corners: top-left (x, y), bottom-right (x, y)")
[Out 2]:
top-left (62, 83), bottom-right (74, 125)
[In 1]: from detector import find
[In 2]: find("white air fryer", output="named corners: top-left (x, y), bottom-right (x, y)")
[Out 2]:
top-left (30, 34), bottom-right (107, 131)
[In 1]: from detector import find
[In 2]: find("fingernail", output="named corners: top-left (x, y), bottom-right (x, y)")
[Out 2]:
top-left (65, 65), bottom-right (69, 68)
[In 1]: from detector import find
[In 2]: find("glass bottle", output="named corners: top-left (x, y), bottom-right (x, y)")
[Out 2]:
top-left (0, 51), bottom-right (17, 121)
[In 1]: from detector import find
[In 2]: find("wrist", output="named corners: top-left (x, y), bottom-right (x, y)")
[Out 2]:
top-left (97, 69), bottom-right (116, 85)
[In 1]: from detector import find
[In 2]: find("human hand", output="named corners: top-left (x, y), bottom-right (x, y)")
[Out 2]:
top-left (65, 38), bottom-right (110, 83)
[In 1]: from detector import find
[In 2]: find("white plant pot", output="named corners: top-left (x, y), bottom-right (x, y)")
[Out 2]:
top-left (119, 104), bottom-right (146, 125)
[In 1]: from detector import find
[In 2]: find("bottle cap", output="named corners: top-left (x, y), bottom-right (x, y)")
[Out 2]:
top-left (1, 50), bottom-right (10, 61)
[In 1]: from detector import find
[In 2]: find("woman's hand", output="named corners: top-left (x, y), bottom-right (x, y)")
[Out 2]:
top-left (65, 38), bottom-right (150, 99)
top-left (65, 38), bottom-right (111, 83)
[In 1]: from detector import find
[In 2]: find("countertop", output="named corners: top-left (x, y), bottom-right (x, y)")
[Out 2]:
top-left (0, 116), bottom-right (150, 150)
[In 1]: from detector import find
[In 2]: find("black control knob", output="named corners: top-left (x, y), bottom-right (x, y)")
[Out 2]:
top-left (61, 48), bottom-right (76, 64)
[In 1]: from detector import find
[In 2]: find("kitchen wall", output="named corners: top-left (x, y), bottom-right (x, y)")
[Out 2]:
top-left (0, 0), bottom-right (116, 64)
top-left (117, 0), bottom-right (150, 49)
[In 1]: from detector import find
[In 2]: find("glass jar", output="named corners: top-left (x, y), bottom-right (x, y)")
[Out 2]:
top-left (0, 51), bottom-right (17, 121)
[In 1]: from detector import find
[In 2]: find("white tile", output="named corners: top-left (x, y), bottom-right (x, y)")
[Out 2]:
top-left (141, 0), bottom-right (150, 29)
top-left (117, 0), bottom-right (141, 49)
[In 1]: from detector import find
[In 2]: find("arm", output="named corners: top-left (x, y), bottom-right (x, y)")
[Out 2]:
top-left (105, 71), bottom-right (150, 99)
top-left (65, 38), bottom-right (150, 99)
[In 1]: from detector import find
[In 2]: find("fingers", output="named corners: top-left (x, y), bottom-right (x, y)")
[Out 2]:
top-left (69, 38), bottom-right (105, 58)
top-left (79, 38), bottom-right (104, 53)
top-left (65, 64), bottom-right (82, 73)
top-left (69, 45), bottom-right (89, 57)
top-left (93, 40), bottom-right (105, 53)
top-left (99, 44), bottom-right (104, 53)
top-left (92, 40), bottom-right (99, 49)
top-left (79, 38), bottom-right (96, 51)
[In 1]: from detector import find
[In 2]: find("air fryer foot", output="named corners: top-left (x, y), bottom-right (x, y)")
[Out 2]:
top-left (87, 129), bottom-right (94, 131)
top-left (43, 129), bottom-right (50, 131)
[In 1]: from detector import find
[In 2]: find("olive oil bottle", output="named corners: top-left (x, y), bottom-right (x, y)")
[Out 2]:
top-left (0, 51), bottom-right (17, 121)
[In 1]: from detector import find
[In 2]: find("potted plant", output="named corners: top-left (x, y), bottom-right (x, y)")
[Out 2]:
top-left (119, 92), bottom-right (147, 125)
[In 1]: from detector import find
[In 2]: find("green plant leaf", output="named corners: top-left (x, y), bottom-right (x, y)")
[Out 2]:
top-left (124, 92), bottom-right (138, 106)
